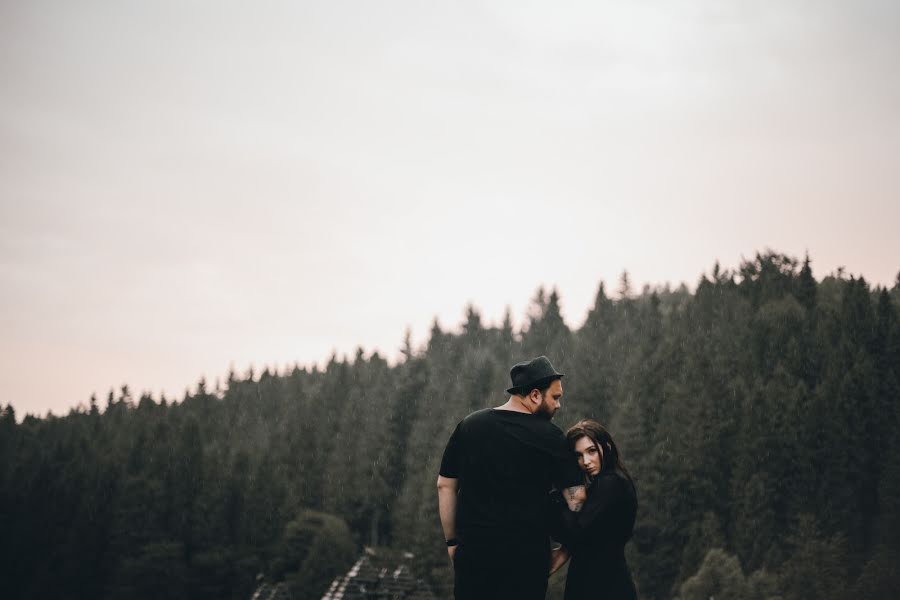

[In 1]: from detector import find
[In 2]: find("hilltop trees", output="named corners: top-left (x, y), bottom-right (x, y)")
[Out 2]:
top-left (0, 251), bottom-right (898, 600)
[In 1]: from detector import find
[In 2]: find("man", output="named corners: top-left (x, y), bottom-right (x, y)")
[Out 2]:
top-left (437, 356), bottom-right (586, 600)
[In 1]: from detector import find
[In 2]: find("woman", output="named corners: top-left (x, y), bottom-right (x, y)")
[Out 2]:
top-left (549, 420), bottom-right (638, 600)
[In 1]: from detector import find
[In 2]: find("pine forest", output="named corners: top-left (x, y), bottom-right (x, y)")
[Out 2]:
top-left (2, 251), bottom-right (899, 600)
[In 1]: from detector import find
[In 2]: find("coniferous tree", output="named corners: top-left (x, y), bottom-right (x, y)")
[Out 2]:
top-left (2, 250), bottom-right (897, 600)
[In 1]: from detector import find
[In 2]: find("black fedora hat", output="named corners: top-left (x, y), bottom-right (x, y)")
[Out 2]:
top-left (506, 356), bottom-right (564, 395)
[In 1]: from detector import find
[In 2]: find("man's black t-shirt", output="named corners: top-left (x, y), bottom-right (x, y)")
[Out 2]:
top-left (439, 408), bottom-right (583, 543)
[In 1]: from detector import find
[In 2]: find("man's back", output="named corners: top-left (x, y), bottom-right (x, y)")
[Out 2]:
top-left (439, 408), bottom-right (581, 541)
top-left (436, 356), bottom-right (584, 600)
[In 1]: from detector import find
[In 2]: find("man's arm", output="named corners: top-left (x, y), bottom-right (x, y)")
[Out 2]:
top-left (564, 485), bottom-right (587, 512)
top-left (437, 475), bottom-right (460, 561)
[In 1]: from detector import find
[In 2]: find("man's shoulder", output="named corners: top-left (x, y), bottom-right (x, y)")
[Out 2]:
top-left (451, 408), bottom-right (490, 435)
top-left (457, 409), bottom-right (566, 441)
top-left (461, 407), bottom-right (493, 421)
top-left (523, 416), bottom-right (566, 438)
top-left (536, 418), bottom-right (565, 435)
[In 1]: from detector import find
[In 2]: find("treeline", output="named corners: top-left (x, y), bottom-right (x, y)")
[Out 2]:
top-left (1, 251), bottom-right (899, 600)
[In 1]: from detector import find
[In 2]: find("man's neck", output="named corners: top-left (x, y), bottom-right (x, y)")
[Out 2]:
top-left (494, 397), bottom-right (532, 414)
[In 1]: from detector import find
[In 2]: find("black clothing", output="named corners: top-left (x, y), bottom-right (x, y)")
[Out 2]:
top-left (553, 471), bottom-right (638, 600)
top-left (440, 408), bottom-right (583, 600)
top-left (440, 408), bottom-right (583, 540)
top-left (453, 536), bottom-right (550, 600)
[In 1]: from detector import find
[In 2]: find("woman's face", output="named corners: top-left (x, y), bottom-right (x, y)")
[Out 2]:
top-left (574, 435), bottom-right (603, 477)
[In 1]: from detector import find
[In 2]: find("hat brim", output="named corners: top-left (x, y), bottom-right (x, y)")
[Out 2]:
top-left (506, 374), bottom-right (563, 396)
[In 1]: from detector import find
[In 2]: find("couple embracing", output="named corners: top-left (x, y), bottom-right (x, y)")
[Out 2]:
top-left (437, 356), bottom-right (638, 600)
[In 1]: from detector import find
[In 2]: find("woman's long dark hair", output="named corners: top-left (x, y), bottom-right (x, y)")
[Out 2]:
top-left (566, 419), bottom-right (636, 492)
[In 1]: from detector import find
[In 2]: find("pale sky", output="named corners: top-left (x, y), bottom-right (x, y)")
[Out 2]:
top-left (2, 0), bottom-right (898, 418)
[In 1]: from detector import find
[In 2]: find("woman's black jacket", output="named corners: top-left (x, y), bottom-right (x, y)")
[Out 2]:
top-left (551, 470), bottom-right (638, 600)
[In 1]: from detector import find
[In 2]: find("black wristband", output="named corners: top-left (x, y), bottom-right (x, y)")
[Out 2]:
top-left (446, 538), bottom-right (460, 547)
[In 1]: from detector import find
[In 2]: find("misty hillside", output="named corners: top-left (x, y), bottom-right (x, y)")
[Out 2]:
top-left (1, 251), bottom-right (899, 600)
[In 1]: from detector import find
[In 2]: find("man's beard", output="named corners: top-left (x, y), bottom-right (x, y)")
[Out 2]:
top-left (535, 399), bottom-right (556, 420)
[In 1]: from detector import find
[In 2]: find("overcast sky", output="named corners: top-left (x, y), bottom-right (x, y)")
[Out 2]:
top-left (2, 0), bottom-right (898, 418)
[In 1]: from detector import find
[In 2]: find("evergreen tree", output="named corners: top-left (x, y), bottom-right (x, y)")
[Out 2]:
top-left (2, 250), bottom-right (897, 600)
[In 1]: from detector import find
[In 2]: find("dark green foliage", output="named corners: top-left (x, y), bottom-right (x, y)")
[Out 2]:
top-left (0, 250), bottom-right (897, 600)
top-left (676, 547), bottom-right (782, 600)
top-left (853, 545), bottom-right (900, 599)
top-left (779, 515), bottom-right (850, 600)
top-left (273, 510), bottom-right (356, 600)
top-left (676, 548), bottom-right (751, 600)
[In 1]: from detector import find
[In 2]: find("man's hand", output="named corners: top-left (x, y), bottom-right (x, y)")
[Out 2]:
top-left (447, 545), bottom-right (457, 565)
top-left (549, 546), bottom-right (570, 575)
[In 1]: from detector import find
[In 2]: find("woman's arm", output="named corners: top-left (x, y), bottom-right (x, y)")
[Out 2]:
top-left (564, 485), bottom-right (587, 512)
top-left (549, 546), bottom-right (570, 575)
top-left (556, 475), bottom-right (624, 547)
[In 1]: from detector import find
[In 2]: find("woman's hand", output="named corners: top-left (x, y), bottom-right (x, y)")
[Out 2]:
top-left (548, 547), bottom-right (570, 575)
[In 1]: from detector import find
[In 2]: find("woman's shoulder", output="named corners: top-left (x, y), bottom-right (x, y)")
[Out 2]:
top-left (592, 471), bottom-right (636, 497)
